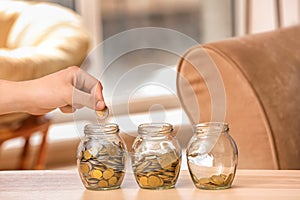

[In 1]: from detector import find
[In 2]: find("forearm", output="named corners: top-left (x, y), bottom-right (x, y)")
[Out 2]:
top-left (0, 79), bottom-right (31, 114)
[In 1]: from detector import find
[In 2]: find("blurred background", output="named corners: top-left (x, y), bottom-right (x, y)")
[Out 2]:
top-left (0, 0), bottom-right (299, 170)
top-left (39, 0), bottom-right (300, 45)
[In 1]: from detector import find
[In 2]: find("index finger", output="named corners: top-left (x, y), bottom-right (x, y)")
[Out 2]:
top-left (72, 69), bottom-right (106, 110)
top-left (73, 68), bottom-right (103, 93)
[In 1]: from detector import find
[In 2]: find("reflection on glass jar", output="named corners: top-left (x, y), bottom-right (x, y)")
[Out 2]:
top-left (131, 123), bottom-right (182, 190)
top-left (77, 123), bottom-right (127, 190)
top-left (186, 122), bottom-right (238, 190)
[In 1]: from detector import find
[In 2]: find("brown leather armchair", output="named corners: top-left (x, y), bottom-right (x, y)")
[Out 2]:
top-left (177, 25), bottom-right (300, 169)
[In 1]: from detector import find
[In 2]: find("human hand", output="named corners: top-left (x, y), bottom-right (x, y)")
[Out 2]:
top-left (9, 66), bottom-right (106, 115)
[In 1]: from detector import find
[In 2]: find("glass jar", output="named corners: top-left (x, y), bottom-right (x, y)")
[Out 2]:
top-left (186, 122), bottom-right (238, 190)
top-left (131, 123), bottom-right (182, 190)
top-left (77, 123), bottom-right (127, 190)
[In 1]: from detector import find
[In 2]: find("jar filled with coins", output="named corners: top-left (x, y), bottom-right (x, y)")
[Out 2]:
top-left (186, 122), bottom-right (238, 190)
top-left (77, 123), bottom-right (127, 190)
top-left (131, 123), bottom-right (182, 190)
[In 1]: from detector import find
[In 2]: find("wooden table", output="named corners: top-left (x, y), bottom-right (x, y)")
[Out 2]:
top-left (0, 170), bottom-right (299, 200)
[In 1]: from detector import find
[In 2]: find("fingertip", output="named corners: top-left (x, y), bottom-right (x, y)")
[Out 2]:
top-left (96, 101), bottom-right (106, 110)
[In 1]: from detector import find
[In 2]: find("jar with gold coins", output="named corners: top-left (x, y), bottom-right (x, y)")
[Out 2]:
top-left (131, 123), bottom-right (182, 190)
top-left (77, 123), bottom-right (127, 190)
top-left (186, 122), bottom-right (238, 190)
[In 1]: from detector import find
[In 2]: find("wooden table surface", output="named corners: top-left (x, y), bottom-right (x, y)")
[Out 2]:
top-left (0, 169), bottom-right (299, 200)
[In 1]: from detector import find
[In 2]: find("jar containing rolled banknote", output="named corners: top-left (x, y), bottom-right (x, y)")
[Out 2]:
top-left (77, 123), bottom-right (127, 190)
top-left (131, 123), bottom-right (182, 190)
top-left (186, 122), bottom-right (238, 190)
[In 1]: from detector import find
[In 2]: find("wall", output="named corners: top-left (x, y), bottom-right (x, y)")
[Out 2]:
top-left (235, 0), bottom-right (300, 36)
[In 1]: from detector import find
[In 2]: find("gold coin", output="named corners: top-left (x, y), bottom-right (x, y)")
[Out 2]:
top-left (95, 107), bottom-right (109, 119)
top-left (83, 150), bottom-right (92, 160)
top-left (98, 180), bottom-right (109, 188)
top-left (114, 172), bottom-right (122, 178)
top-left (166, 166), bottom-right (175, 171)
top-left (146, 171), bottom-right (159, 176)
top-left (157, 174), bottom-right (169, 179)
top-left (108, 176), bottom-right (118, 186)
top-left (139, 176), bottom-right (148, 186)
top-left (163, 171), bottom-right (175, 177)
top-left (192, 174), bottom-right (199, 182)
top-left (108, 168), bottom-right (114, 172)
top-left (94, 165), bottom-right (106, 172)
top-left (148, 175), bottom-right (163, 187)
top-left (201, 183), bottom-right (216, 189)
top-left (117, 173), bottom-right (125, 185)
top-left (224, 173), bottom-right (234, 185)
top-left (220, 174), bottom-right (227, 179)
top-left (211, 175), bottom-right (224, 185)
top-left (199, 177), bottom-right (211, 185)
top-left (103, 169), bottom-right (114, 180)
top-left (90, 169), bottom-right (102, 179)
top-left (175, 163), bottom-right (180, 176)
top-left (80, 163), bottom-right (90, 174)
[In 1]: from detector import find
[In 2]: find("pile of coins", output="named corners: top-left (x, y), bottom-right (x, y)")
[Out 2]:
top-left (132, 151), bottom-right (181, 189)
top-left (78, 142), bottom-right (126, 190)
top-left (191, 173), bottom-right (234, 189)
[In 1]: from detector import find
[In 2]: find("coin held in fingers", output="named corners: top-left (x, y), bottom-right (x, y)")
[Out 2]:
top-left (95, 106), bottom-right (109, 120)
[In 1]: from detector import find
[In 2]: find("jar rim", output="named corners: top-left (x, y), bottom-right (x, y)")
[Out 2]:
top-left (84, 123), bottom-right (119, 135)
top-left (138, 123), bottom-right (173, 135)
top-left (194, 122), bottom-right (229, 135)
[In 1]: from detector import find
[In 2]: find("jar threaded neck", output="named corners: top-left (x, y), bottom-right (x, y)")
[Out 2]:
top-left (84, 123), bottom-right (119, 135)
top-left (194, 122), bottom-right (229, 135)
top-left (138, 123), bottom-right (173, 136)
